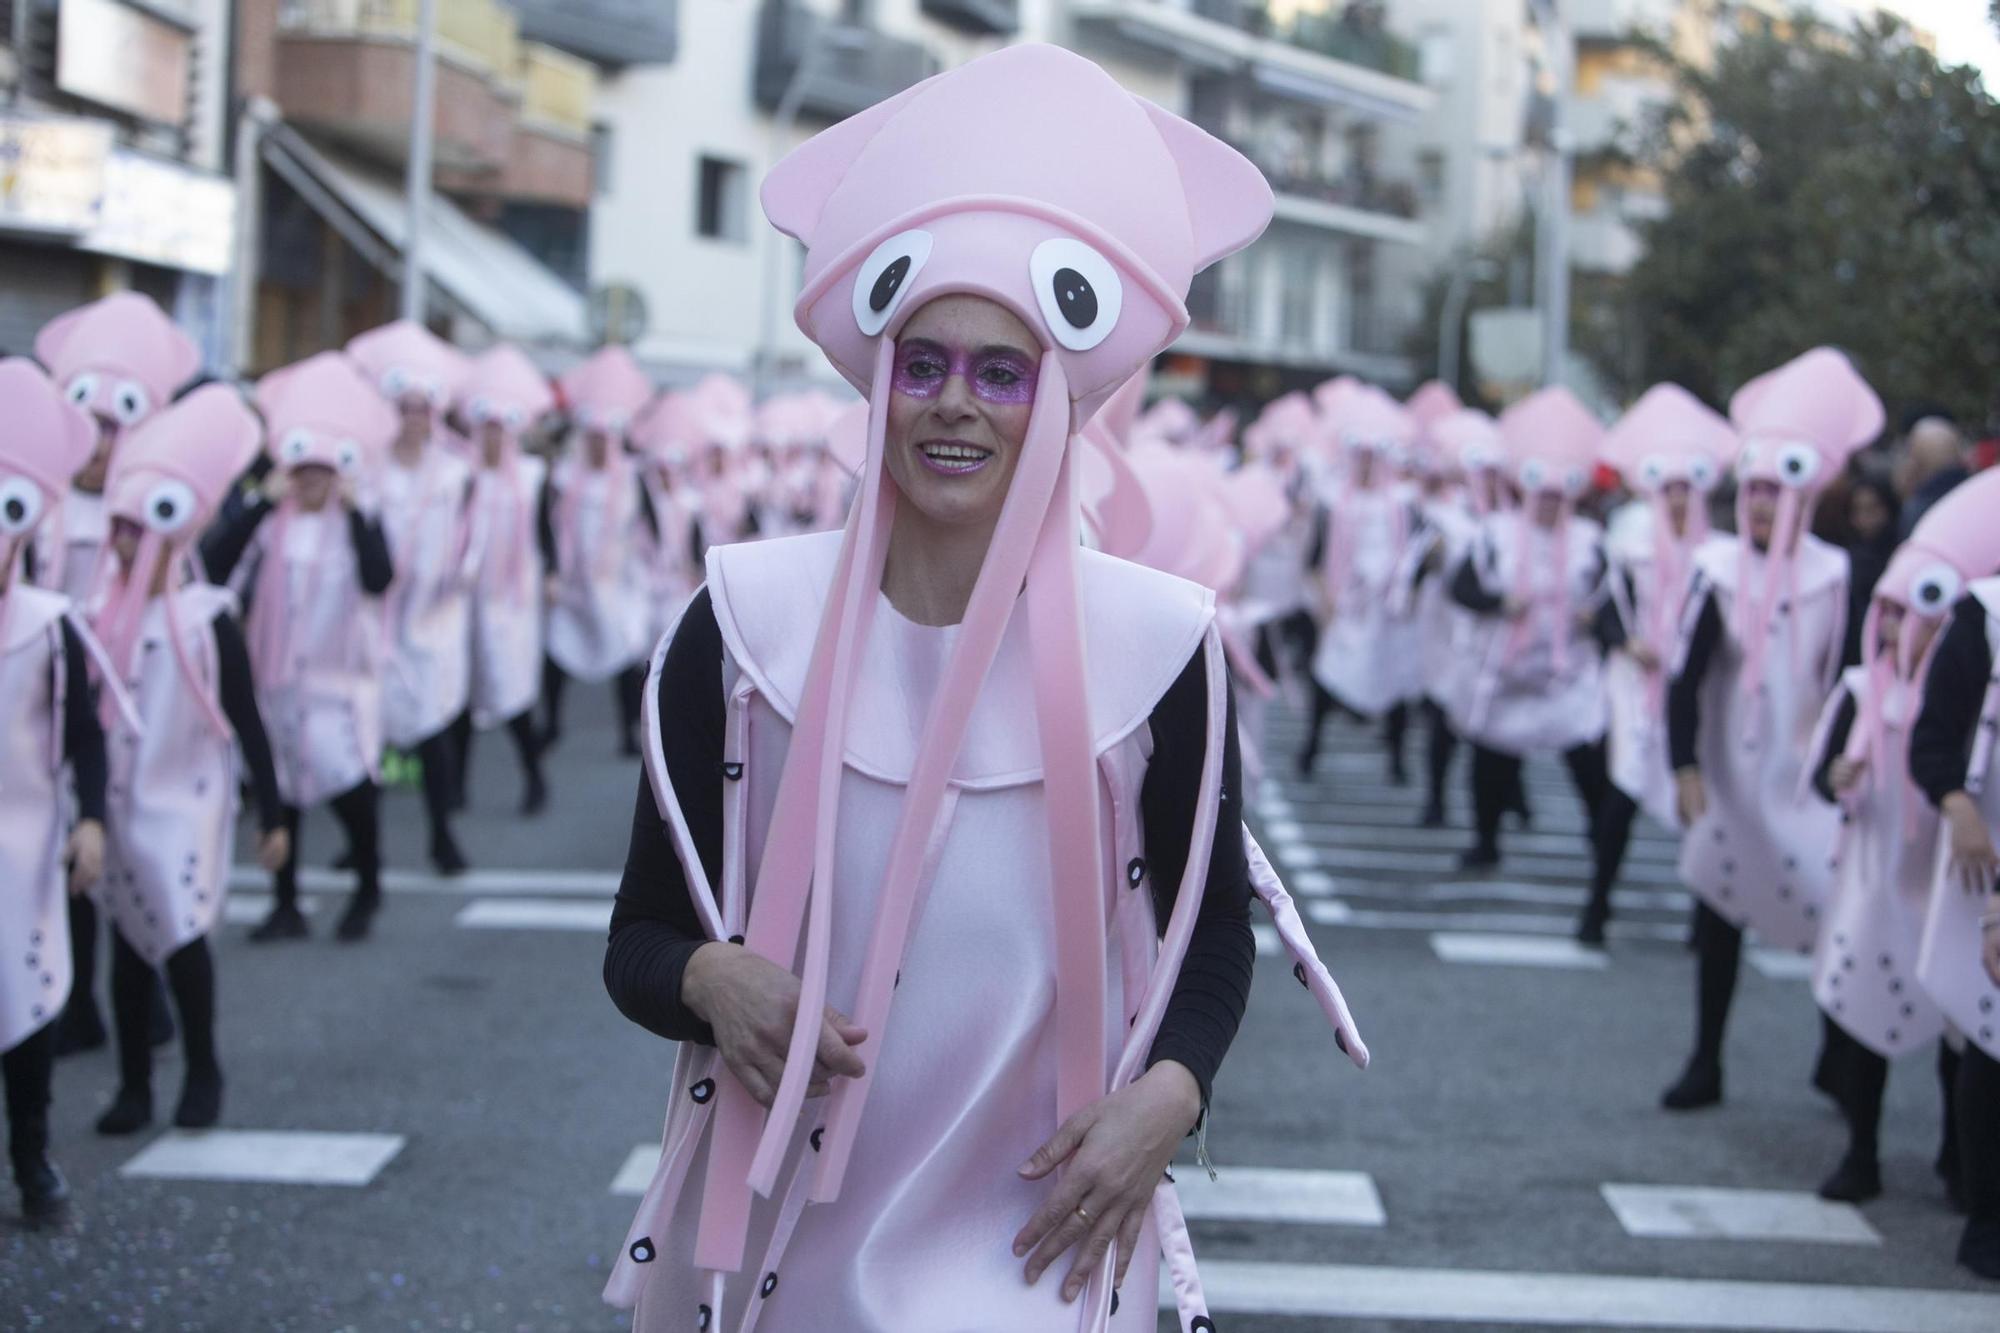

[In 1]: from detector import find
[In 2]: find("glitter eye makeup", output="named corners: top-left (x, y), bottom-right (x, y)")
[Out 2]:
top-left (892, 340), bottom-right (1038, 406)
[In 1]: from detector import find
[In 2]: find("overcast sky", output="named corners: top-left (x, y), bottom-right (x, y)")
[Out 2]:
top-left (1869, 0), bottom-right (2000, 81)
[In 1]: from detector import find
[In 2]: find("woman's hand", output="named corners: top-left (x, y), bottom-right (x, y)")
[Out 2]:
top-left (680, 941), bottom-right (867, 1107)
top-left (1626, 640), bottom-right (1661, 673)
top-left (1943, 793), bottom-right (1999, 896)
top-left (1675, 767), bottom-right (1707, 827)
top-left (65, 819), bottom-right (105, 896)
top-left (1828, 756), bottom-right (1866, 797)
top-left (1013, 1060), bottom-right (1201, 1304)
top-left (257, 827), bottom-right (292, 874)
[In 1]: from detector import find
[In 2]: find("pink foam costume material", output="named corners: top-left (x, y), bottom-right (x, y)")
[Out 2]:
top-left (344, 319), bottom-right (472, 413)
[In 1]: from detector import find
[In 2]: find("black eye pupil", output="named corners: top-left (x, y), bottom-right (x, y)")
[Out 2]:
top-left (154, 499), bottom-right (175, 520)
top-left (1052, 268), bottom-right (1097, 328)
top-left (4, 498), bottom-right (24, 522)
top-left (869, 256), bottom-right (911, 314)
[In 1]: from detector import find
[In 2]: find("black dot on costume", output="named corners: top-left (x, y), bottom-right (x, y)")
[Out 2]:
top-left (760, 1272), bottom-right (778, 1299)
top-left (25, 954), bottom-right (35, 967)
top-left (721, 762), bottom-right (744, 781)
top-left (689, 1078), bottom-right (715, 1104)
top-left (1192, 1318), bottom-right (1217, 1333)
top-left (869, 256), bottom-right (911, 313)
top-left (728, 934), bottom-right (744, 946)
top-left (1889, 1028), bottom-right (1902, 1044)
top-left (3, 498), bottom-right (24, 523)
top-left (1833, 1000), bottom-right (1845, 1014)
top-left (153, 498), bottom-right (176, 523)
top-left (697, 1304), bottom-right (712, 1330)
top-left (1126, 858), bottom-right (1145, 887)
top-left (1050, 268), bottom-right (1098, 329)
top-left (1842, 956), bottom-right (1855, 971)
top-left (1983, 1027), bottom-right (1994, 1042)
top-left (1721, 860), bottom-right (1735, 874)
top-left (1902, 1003), bottom-right (1915, 1017)
top-left (1980, 996), bottom-right (1994, 1014)
top-left (1889, 979), bottom-right (1902, 995)
top-left (1292, 962), bottom-right (1308, 988)
top-left (810, 1127), bottom-right (824, 1152)
top-left (628, 1237), bottom-right (655, 1263)
top-left (1111, 1290), bottom-right (1120, 1315)
top-left (1334, 1028), bottom-right (1349, 1054)
top-left (1879, 954), bottom-right (1893, 969)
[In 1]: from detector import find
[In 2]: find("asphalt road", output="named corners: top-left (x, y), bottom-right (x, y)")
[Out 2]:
top-left (6, 683), bottom-right (1999, 1332)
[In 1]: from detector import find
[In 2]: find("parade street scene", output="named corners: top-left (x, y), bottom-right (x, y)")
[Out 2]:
top-left (4, 2), bottom-right (2000, 1332)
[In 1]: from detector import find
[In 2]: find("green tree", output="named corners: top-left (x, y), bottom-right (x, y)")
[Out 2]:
top-left (1621, 11), bottom-right (2000, 427)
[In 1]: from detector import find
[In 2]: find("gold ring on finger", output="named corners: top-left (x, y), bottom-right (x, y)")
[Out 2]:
top-left (1074, 1206), bottom-right (1091, 1223)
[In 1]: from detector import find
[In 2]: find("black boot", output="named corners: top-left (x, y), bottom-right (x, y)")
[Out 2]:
top-left (248, 900), bottom-right (309, 943)
top-left (431, 830), bottom-right (469, 877)
top-left (1959, 1220), bottom-right (2000, 1281)
top-left (149, 977), bottom-right (175, 1048)
top-left (1575, 899), bottom-right (1610, 948)
top-left (1458, 843), bottom-right (1500, 872)
top-left (174, 1064), bottom-right (224, 1130)
top-left (521, 765), bottom-right (549, 816)
top-left (336, 889), bottom-right (381, 942)
top-left (12, 1152), bottom-right (70, 1228)
top-left (53, 995), bottom-right (107, 1057)
top-left (1418, 799), bottom-right (1446, 828)
top-left (1661, 1056), bottom-right (1723, 1111)
top-left (95, 1084), bottom-right (153, 1136)
top-left (1818, 1153), bottom-right (1882, 1203)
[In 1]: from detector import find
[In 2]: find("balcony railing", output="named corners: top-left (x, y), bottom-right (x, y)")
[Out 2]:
top-left (506, 0), bottom-right (678, 67)
top-left (279, 0), bottom-right (518, 78)
top-left (1192, 0), bottom-right (1421, 83)
top-left (918, 0), bottom-right (1019, 36)
top-left (1224, 141), bottom-right (1417, 218)
top-left (752, 0), bottom-right (939, 124)
top-left (517, 42), bottom-right (595, 136)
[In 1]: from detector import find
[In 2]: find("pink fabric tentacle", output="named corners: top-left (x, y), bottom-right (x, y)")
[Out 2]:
top-left (1242, 828), bottom-right (1369, 1067)
top-left (162, 581), bottom-right (233, 739)
top-left (601, 1044), bottom-right (719, 1308)
top-left (731, 1150), bottom-right (819, 1333)
top-left (1151, 1177), bottom-right (1210, 1333)
top-left (1218, 619), bottom-right (1275, 700)
top-left (60, 607), bottom-right (142, 739)
top-left (810, 357), bottom-right (1077, 1202)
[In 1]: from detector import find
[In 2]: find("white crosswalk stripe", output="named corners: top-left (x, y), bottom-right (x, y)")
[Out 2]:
top-left (455, 897), bottom-right (613, 931)
top-left (121, 1130), bottom-right (406, 1187)
top-left (1601, 1184), bottom-right (1882, 1245)
top-left (1430, 932), bottom-right (1611, 969)
top-left (1174, 1166), bottom-right (1385, 1227)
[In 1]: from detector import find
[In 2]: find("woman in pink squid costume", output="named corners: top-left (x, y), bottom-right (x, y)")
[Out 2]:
top-left (542, 345), bottom-right (658, 757)
top-left (633, 389), bottom-right (709, 639)
top-left (690, 374), bottom-right (762, 547)
top-left (1233, 391), bottom-right (1319, 719)
top-left (1581, 385), bottom-right (1737, 945)
top-left (86, 385), bottom-right (289, 1138)
top-left (0, 359), bottom-right (116, 1227)
top-left (345, 320), bottom-right (478, 874)
top-left (33, 291), bottom-right (199, 1059)
top-left (201, 351), bottom-right (398, 944)
top-left (1802, 467), bottom-right (2000, 1207)
top-left (1297, 386), bottom-right (1428, 784)
top-left (1445, 387), bottom-right (1611, 874)
top-left (1909, 518), bottom-right (2000, 1282)
top-left (1400, 383), bottom-right (1471, 828)
top-left (601, 45), bottom-right (1365, 1333)
top-left (455, 344), bottom-right (556, 815)
top-left (1660, 347), bottom-right (1880, 1112)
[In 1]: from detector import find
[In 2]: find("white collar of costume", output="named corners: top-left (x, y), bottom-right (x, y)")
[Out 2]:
top-left (1691, 529), bottom-right (1847, 601)
top-left (2, 584), bottom-right (70, 656)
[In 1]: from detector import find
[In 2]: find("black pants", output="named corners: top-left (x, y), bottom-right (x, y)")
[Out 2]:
top-left (543, 658), bottom-right (646, 749)
top-left (109, 931), bottom-right (216, 1097)
top-left (1819, 1017), bottom-right (1889, 1164)
top-left (1255, 611), bottom-right (1317, 682)
top-left (1421, 696), bottom-right (1457, 817)
top-left (1686, 900), bottom-right (1744, 1068)
top-left (62, 894), bottom-right (98, 1025)
top-left (456, 709), bottom-right (546, 799)
top-left (1300, 686), bottom-right (1403, 766)
top-left (3, 1021), bottom-right (57, 1169)
top-left (1584, 785), bottom-right (1640, 922)
top-left (1469, 740), bottom-right (1607, 858)
top-left (1961, 1043), bottom-right (2000, 1232)
top-left (414, 728), bottom-right (460, 852)
top-left (274, 780), bottom-right (381, 911)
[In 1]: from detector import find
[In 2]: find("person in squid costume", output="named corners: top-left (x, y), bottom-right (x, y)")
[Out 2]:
top-left (1910, 515), bottom-right (2000, 1282)
top-left (1661, 347), bottom-right (1880, 1111)
top-left (33, 292), bottom-right (198, 1058)
top-left (600, 46), bottom-right (1365, 1332)
top-left (543, 346), bottom-right (658, 757)
top-left (1233, 391), bottom-right (1319, 717)
top-left (1400, 386), bottom-right (1473, 827)
top-left (455, 344), bottom-right (556, 815)
top-left (0, 360), bottom-right (117, 1226)
top-left (201, 352), bottom-right (398, 943)
top-left (1299, 388), bottom-right (1428, 783)
top-left (632, 390), bottom-right (709, 638)
top-left (1581, 385), bottom-right (1737, 945)
top-left (1802, 468), bottom-right (2000, 1207)
top-left (686, 373), bottom-right (761, 548)
top-left (85, 386), bottom-right (289, 1137)
top-left (1446, 387), bottom-right (1610, 874)
top-left (344, 320), bottom-right (477, 874)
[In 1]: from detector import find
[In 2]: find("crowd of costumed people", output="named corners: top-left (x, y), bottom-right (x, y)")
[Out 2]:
top-left (1, 166), bottom-right (1995, 1299)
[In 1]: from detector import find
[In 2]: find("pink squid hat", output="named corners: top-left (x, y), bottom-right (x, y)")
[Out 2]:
top-left (688, 373), bottom-right (755, 453)
top-left (1312, 373), bottom-right (1363, 418)
top-left (460, 344), bottom-right (558, 437)
top-left (1726, 348), bottom-right (1884, 697)
top-left (1406, 379), bottom-right (1462, 430)
top-left (1242, 389), bottom-right (1316, 463)
top-left (671, 41), bottom-right (1270, 1289)
top-left (35, 292), bottom-right (199, 433)
top-left (558, 345), bottom-right (653, 437)
top-left (344, 319), bottom-right (472, 413)
top-left (1430, 407), bottom-right (1506, 515)
top-left (1498, 386), bottom-right (1605, 500)
top-left (823, 399), bottom-right (870, 480)
top-left (1137, 393), bottom-right (1198, 443)
top-left (95, 385), bottom-right (262, 734)
top-left (0, 359), bottom-right (96, 643)
top-left (1327, 385), bottom-right (1415, 470)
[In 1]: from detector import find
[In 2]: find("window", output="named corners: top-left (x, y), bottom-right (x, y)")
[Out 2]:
top-left (695, 156), bottom-right (748, 243)
top-left (591, 123), bottom-right (614, 198)
top-left (1418, 149), bottom-right (1445, 204)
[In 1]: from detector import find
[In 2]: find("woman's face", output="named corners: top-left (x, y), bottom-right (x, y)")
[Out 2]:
top-left (1662, 480), bottom-right (1692, 530)
top-left (1744, 478), bottom-right (1781, 548)
top-left (584, 429), bottom-right (612, 470)
top-left (883, 295), bottom-right (1040, 532)
top-left (292, 463), bottom-right (336, 512)
top-left (1849, 484), bottom-right (1890, 542)
top-left (480, 420), bottom-right (507, 467)
top-left (1530, 490), bottom-right (1562, 527)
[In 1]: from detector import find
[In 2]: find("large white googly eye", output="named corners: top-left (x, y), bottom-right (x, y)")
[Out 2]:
top-left (1638, 454), bottom-right (1669, 490)
top-left (111, 380), bottom-right (151, 425)
top-left (1463, 443), bottom-right (1497, 472)
top-left (335, 439), bottom-right (362, 474)
top-left (1775, 442), bottom-right (1822, 489)
top-left (65, 373), bottom-right (100, 409)
top-left (280, 428), bottom-right (314, 465)
top-left (468, 396), bottom-right (496, 425)
top-left (851, 229), bottom-right (932, 337)
top-left (1738, 442), bottom-right (1761, 473)
top-left (1030, 237), bottom-right (1124, 352)
top-left (382, 368), bottom-right (410, 399)
top-left (1908, 562), bottom-right (1963, 617)
top-left (0, 476), bottom-right (44, 534)
top-left (142, 480), bottom-right (199, 534)
top-left (1519, 459), bottom-right (1549, 492)
top-left (1687, 456), bottom-right (1718, 490)
top-left (424, 378), bottom-right (447, 408)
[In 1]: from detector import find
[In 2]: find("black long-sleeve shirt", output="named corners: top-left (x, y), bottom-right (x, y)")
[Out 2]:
top-left (60, 619), bottom-right (107, 823)
top-left (1811, 688), bottom-right (1858, 805)
top-left (211, 611), bottom-right (284, 832)
top-left (1910, 596), bottom-right (1993, 809)
top-left (603, 589), bottom-right (1255, 1106)
top-left (1667, 583), bottom-right (1724, 773)
top-left (199, 495), bottom-right (393, 596)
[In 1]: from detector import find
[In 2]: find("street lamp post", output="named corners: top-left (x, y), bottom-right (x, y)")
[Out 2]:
top-left (1527, 0), bottom-right (1573, 389)
top-left (401, 0), bottom-right (440, 324)
top-left (1438, 255), bottom-right (1500, 393)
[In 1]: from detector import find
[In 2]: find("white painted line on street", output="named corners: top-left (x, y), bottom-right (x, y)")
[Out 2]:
top-left (1601, 1184), bottom-right (1881, 1246)
top-left (1272, 840), bottom-right (1319, 869)
top-left (1289, 868), bottom-right (1339, 897)
top-left (1251, 923), bottom-right (1280, 957)
top-left (1271, 818), bottom-right (1680, 865)
top-left (1304, 902), bottom-right (1683, 941)
top-left (455, 898), bottom-right (612, 931)
top-left (121, 1130), bottom-right (404, 1187)
top-left (220, 894), bottom-right (315, 925)
top-left (1305, 900), bottom-right (1355, 925)
top-left (1340, 879), bottom-right (1688, 912)
top-left (611, 1143), bottom-right (659, 1197)
top-left (1431, 932), bottom-right (1610, 970)
top-left (228, 865), bottom-right (621, 897)
top-left (1261, 817), bottom-right (1305, 842)
top-left (1749, 948), bottom-right (1816, 980)
top-left (1177, 1167), bottom-right (1384, 1227)
top-left (1173, 1259), bottom-right (1998, 1331)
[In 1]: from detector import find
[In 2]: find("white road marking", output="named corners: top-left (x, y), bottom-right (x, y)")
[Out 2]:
top-left (220, 894), bottom-right (315, 925)
top-left (1431, 932), bottom-right (1611, 969)
top-left (1289, 868), bottom-right (1339, 897)
top-left (1272, 840), bottom-right (1319, 869)
top-left (1749, 948), bottom-right (1817, 980)
top-left (1171, 1259), bottom-right (1998, 1331)
top-left (1176, 1166), bottom-right (1385, 1227)
top-left (1251, 923), bottom-right (1280, 957)
top-left (228, 865), bottom-right (621, 897)
top-left (121, 1130), bottom-right (404, 1187)
top-left (1270, 817), bottom-right (1679, 864)
top-left (1601, 1184), bottom-right (1881, 1245)
top-left (1261, 817), bottom-right (1306, 842)
top-left (1305, 900), bottom-right (1355, 925)
top-left (611, 1143), bottom-right (659, 1196)
top-left (454, 898), bottom-right (612, 931)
